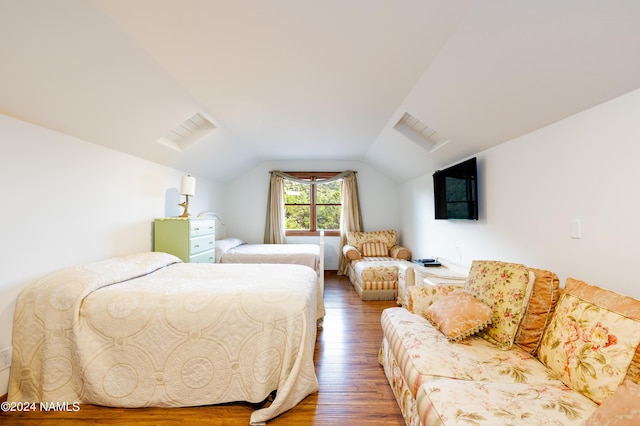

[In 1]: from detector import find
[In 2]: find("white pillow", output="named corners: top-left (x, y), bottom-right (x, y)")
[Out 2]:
top-left (215, 238), bottom-right (245, 259)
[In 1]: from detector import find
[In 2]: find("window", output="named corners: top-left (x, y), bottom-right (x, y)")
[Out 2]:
top-left (284, 172), bottom-right (341, 236)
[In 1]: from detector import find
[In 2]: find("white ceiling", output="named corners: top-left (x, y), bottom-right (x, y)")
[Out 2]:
top-left (2, 0), bottom-right (640, 183)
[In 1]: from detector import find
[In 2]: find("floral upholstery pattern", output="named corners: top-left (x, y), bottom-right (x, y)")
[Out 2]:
top-left (538, 292), bottom-right (640, 404)
top-left (406, 284), bottom-right (464, 316)
top-left (381, 308), bottom-right (563, 397)
top-left (556, 278), bottom-right (640, 385)
top-left (343, 230), bottom-right (411, 301)
top-left (464, 260), bottom-right (535, 350)
top-left (348, 259), bottom-right (399, 300)
top-left (380, 267), bottom-right (639, 426)
top-left (417, 380), bottom-right (597, 426)
top-left (346, 229), bottom-right (398, 253)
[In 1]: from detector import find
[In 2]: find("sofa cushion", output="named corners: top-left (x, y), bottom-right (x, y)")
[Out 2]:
top-left (584, 380), bottom-right (640, 426)
top-left (549, 278), bottom-right (640, 385)
top-left (538, 279), bottom-right (640, 404)
top-left (425, 293), bottom-right (493, 341)
top-left (417, 379), bottom-right (598, 426)
top-left (362, 241), bottom-right (388, 257)
top-left (514, 268), bottom-right (561, 354)
top-left (381, 307), bottom-right (563, 399)
top-left (464, 260), bottom-right (535, 350)
top-left (406, 285), bottom-right (464, 316)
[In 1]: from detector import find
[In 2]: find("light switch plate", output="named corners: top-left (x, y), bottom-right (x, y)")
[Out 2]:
top-left (570, 219), bottom-right (581, 239)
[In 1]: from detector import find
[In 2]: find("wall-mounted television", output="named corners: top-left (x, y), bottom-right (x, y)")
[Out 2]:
top-left (433, 157), bottom-right (478, 220)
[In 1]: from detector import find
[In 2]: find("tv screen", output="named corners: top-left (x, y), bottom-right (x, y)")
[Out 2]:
top-left (433, 157), bottom-right (478, 220)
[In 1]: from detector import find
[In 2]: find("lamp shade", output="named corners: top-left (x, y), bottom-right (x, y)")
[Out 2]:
top-left (180, 175), bottom-right (196, 196)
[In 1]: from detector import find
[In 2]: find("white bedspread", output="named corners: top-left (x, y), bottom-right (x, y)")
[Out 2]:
top-left (9, 252), bottom-right (318, 425)
top-left (220, 243), bottom-right (319, 271)
top-left (219, 243), bottom-right (325, 320)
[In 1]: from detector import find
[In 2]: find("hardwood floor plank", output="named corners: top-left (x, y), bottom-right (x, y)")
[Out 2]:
top-left (0, 271), bottom-right (404, 425)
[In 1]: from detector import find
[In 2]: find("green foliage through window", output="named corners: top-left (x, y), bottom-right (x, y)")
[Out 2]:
top-left (284, 175), bottom-right (341, 232)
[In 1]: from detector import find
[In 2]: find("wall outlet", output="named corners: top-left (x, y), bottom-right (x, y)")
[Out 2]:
top-left (0, 346), bottom-right (12, 371)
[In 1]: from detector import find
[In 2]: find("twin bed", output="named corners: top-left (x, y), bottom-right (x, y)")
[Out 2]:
top-left (216, 236), bottom-right (325, 320)
top-left (9, 236), bottom-right (326, 425)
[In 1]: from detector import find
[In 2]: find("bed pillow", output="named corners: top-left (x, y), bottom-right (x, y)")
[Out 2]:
top-left (538, 278), bottom-right (640, 404)
top-left (214, 238), bottom-right (246, 259)
top-left (361, 242), bottom-right (388, 257)
top-left (464, 260), bottom-right (535, 350)
top-left (424, 292), bottom-right (493, 341)
top-left (584, 380), bottom-right (640, 426)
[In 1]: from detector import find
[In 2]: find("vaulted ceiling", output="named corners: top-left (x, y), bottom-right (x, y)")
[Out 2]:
top-left (3, 1), bottom-right (640, 183)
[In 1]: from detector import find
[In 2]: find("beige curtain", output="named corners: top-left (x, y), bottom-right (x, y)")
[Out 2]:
top-left (264, 173), bottom-right (286, 244)
top-left (338, 173), bottom-right (363, 275)
top-left (264, 170), bottom-right (362, 260)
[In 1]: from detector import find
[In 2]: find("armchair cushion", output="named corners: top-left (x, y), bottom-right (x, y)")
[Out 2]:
top-left (346, 230), bottom-right (398, 253)
top-left (390, 245), bottom-right (411, 260)
top-left (346, 229), bottom-right (412, 260)
top-left (342, 244), bottom-right (361, 261)
top-left (362, 242), bottom-right (388, 257)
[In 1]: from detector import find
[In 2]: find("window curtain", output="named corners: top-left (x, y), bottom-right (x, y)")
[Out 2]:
top-left (264, 170), bottom-right (361, 251)
top-left (337, 172), bottom-right (362, 275)
top-left (264, 173), bottom-right (286, 244)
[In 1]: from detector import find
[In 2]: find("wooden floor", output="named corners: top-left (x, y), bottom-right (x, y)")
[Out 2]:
top-left (1, 271), bottom-right (404, 425)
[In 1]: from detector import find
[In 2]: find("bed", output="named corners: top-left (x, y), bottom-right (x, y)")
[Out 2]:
top-left (216, 235), bottom-right (325, 321)
top-left (8, 252), bottom-right (319, 425)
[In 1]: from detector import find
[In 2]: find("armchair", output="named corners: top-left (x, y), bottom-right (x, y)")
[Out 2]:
top-left (342, 230), bottom-right (411, 301)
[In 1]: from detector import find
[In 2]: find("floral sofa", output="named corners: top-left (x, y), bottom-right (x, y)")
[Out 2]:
top-left (379, 260), bottom-right (640, 425)
top-left (342, 230), bottom-right (411, 301)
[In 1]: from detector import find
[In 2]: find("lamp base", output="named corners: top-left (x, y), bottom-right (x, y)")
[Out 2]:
top-left (178, 195), bottom-right (190, 218)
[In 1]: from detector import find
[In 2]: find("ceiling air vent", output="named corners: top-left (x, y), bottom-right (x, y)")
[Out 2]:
top-left (394, 112), bottom-right (449, 153)
top-left (157, 112), bottom-right (216, 152)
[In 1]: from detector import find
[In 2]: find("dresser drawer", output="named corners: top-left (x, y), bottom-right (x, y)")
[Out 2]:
top-left (190, 220), bottom-right (215, 237)
top-left (190, 249), bottom-right (215, 263)
top-left (190, 235), bottom-right (215, 255)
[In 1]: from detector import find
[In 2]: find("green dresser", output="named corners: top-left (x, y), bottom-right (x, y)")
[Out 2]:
top-left (153, 218), bottom-right (216, 263)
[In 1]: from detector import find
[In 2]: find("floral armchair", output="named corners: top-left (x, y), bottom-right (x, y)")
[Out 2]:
top-left (342, 230), bottom-right (411, 301)
top-left (342, 229), bottom-right (411, 262)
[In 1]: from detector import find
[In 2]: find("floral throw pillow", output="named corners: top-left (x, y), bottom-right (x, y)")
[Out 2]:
top-left (538, 293), bottom-right (640, 404)
top-left (464, 260), bottom-right (535, 350)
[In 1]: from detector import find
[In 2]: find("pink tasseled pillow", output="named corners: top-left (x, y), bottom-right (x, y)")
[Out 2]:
top-left (424, 292), bottom-right (493, 342)
top-left (584, 380), bottom-right (640, 425)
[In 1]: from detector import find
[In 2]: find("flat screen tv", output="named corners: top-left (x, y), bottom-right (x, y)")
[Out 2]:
top-left (433, 157), bottom-right (478, 220)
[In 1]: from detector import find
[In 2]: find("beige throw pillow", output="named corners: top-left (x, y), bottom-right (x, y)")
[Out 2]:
top-left (424, 292), bottom-right (493, 342)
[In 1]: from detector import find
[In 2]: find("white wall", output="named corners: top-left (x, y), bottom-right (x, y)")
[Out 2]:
top-left (0, 114), bottom-right (225, 395)
top-left (401, 89), bottom-right (640, 299)
top-left (225, 160), bottom-right (401, 270)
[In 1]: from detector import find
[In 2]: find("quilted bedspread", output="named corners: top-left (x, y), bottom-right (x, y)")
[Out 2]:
top-left (9, 252), bottom-right (319, 425)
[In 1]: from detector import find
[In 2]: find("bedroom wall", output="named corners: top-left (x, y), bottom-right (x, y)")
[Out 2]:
top-left (0, 114), bottom-right (225, 395)
top-left (400, 88), bottom-right (640, 299)
top-left (225, 160), bottom-right (402, 270)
